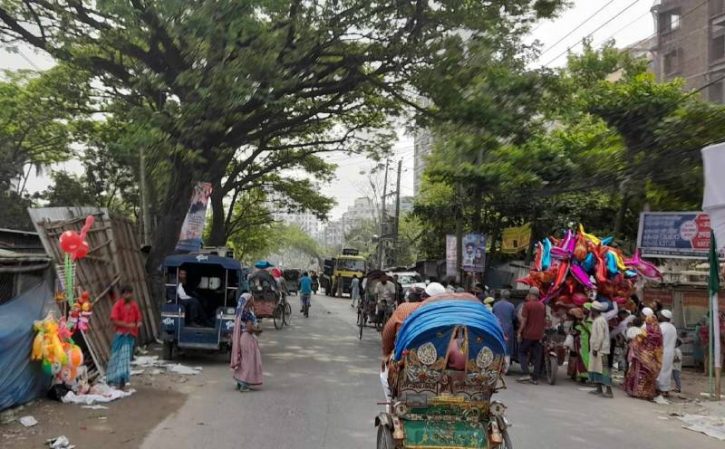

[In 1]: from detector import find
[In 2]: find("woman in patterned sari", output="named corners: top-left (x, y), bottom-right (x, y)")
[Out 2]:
top-left (231, 293), bottom-right (263, 391)
top-left (625, 315), bottom-right (663, 399)
top-left (567, 308), bottom-right (589, 381)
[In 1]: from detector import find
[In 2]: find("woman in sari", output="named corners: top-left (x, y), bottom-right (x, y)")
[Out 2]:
top-left (625, 315), bottom-right (663, 399)
top-left (231, 293), bottom-right (263, 391)
top-left (567, 308), bottom-right (590, 381)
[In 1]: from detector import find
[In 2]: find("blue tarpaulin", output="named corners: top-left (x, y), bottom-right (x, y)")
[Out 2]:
top-left (0, 280), bottom-right (55, 410)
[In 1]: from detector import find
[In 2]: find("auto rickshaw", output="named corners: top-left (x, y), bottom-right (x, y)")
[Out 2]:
top-left (159, 254), bottom-right (248, 360)
top-left (377, 294), bottom-right (513, 448)
top-left (283, 269), bottom-right (301, 295)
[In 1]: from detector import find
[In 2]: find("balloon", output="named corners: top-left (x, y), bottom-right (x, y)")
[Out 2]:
top-left (606, 252), bottom-right (618, 275)
top-left (600, 236), bottom-right (614, 246)
top-left (578, 224), bottom-right (601, 246)
top-left (32, 333), bottom-right (43, 361)
top-left (534, 243), bottom-right (543, 271)
top-left (72, 240), bottom-right (90, 261)
top-left (574, 236), bottom-right (588, 261)
top-left (59, 231), bottom-right (82, 254)
top-left (79, 215), bottom-right (95, 239)
top-left (550, 246), bottom-right (570, 259)
top-left (582, 253), bottom-right (596, 273)
top-left (572, 292), bottom-right (588, 306)
top-left (570, 264), bottom-right (594, 289)
top-left (624, 250), bottom-right (663, 280)
top-left (67, 345), bottom-right (83, 367)
top-left (614, 296), bottom-right (628, 305)
top-left (541, 238), bottom-right (552, 271)
top-left (553, 260), bottom-right (570, 290)
top-left (42, 360), bottom-right (53, 375)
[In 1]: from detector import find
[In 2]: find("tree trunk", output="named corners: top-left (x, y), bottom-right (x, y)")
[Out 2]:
top-left (613, 177), bottom-right (630, 239)
top-left (208, 179), bottom-right (227, 246)
top-left (145, 164), bottom-right (196, 307)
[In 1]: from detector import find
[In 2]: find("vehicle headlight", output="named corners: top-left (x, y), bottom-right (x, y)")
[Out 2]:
top-left (489, 401), bottom-right (506, 417)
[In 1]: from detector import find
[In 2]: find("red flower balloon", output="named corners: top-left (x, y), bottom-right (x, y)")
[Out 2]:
top-left (59, 231), bottom-right (82, 254)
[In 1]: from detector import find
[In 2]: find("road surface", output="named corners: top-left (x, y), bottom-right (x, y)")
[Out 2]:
top-left (141, 294), bottom-right (723, 449)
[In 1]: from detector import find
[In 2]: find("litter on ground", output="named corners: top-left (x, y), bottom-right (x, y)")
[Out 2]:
top-left (61, 384), bottom-right (135, 405)
top-left (679, 414), bottom-right (725, 441)
top-left (19, 416), bottom-right (38, 427)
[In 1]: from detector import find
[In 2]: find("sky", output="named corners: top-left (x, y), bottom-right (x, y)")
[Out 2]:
top-left (1, 0), bottom-right (657, 219)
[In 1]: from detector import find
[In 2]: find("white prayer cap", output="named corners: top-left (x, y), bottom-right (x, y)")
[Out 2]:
top-left (642, 307), bottom-right (654, 317)
top-left (661, 309), bottom-right (672, 319)
top-left (425, 282), bottom-right (446, 297)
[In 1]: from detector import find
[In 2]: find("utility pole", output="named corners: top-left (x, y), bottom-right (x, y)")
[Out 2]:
top-left (378, 159), bottom-right (389, 269)
top-left (393, 159), bottom-right (402, 266)
top-left (139, 146), bottom-right (152, 246)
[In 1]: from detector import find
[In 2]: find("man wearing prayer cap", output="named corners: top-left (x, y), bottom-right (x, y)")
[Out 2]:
top-left (656, 309), bottom-right (677, 397)
top-left (424, 282), bottom-right (446, 298)
top-left (588, 301), bottom-right (613, 398)
top-left (641, 307), bottom-right (654, 318)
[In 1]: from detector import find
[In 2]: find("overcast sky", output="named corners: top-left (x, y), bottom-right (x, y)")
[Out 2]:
top-left (1, 0), bottom-right (657, 219)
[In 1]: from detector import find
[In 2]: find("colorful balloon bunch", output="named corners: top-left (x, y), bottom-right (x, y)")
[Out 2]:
top-left (518, 224), bottom-right (662, 310)
top-left (31, 315), bottom-right (84, 385)
top-left (58, 215), bottom-right (95, 314)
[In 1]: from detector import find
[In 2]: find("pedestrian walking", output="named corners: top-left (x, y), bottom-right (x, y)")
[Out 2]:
top-left (657, 310), bottom-right (677, 397)
top-left (107, 285), bottom-right (142, 390)
top-left (231, 293), bottom-right (263, 392)
top-left (672, 339), bottom-right (683, 393)
top-left (517, 287), bottom-right (546, 385)
top-left (350, 274), bottom-right (360, 308)
top-left (492, 290), bottom-right (516, 374)
top-left (588, 301), bottom-right (613, 398)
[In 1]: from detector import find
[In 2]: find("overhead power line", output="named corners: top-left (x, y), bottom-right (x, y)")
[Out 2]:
top-left (538, 0), bottom-right (618, 59)
top-left (543, 0), bottom-right (643, 67)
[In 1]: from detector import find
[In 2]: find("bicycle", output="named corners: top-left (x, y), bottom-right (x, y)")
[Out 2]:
top-left (302, 293), bottom-right (311, 318)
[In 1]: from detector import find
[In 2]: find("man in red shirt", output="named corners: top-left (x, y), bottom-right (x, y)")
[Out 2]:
top-left (517, 287), bottom-right (546, 385)
top-left (107, 285), bottom-right (142, 389)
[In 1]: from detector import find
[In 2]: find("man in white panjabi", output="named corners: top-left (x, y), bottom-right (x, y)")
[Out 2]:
top-left (656, 309), bottom-right (678, 396)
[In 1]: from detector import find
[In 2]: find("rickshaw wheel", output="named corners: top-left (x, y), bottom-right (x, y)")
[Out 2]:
top-left (273, 304), bottom-right (284, 330)
top-left (502, 429), bottom-right (513, 449)
top-left (376, 425), bottom-right (394, 449)
top-left (284, 302), bottom-right (292, 325)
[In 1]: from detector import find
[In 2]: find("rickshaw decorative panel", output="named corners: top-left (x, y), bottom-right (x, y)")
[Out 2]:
top-left (404, 419), bottom-right (488, 449)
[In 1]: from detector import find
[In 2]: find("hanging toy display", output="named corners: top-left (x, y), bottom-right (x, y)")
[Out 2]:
top-left (517, 223), bottom-right (663, 311)
top-left (58, 215), bottom-right (95, 309)
top-left (31, 314), bottom-right (85, 386)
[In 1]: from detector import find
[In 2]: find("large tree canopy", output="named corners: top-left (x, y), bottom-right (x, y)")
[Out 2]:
top-left (0, 0), bottom-right (562, 276)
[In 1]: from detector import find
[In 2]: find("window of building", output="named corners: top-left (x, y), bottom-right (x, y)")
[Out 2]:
top-left (659, 9), bottom-right (681, 33)
top-left (664, 49), bottom-right (680, 75)
top-left (709, 79), bottom-right (724, 103)
top-left (713, 34), bottom-right (725, 62)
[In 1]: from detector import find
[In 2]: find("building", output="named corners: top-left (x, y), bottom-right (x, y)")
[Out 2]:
top-left (322, 220), bottom-right (345, 248)
top-left (651, 0), bottom-right (725, 102)
top-left (264, 190), bottom-right (322, 240)
top-left (341, 196), bottom-right (395, 229)
top-left (413, 128), bottom-right (434, 197)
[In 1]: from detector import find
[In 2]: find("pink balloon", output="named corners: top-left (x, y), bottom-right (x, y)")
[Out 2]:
top-left (570, 265), bottom-right (594, 289)
top-left (572, 292), bottom-right (588, 306)
top-left (614, 296), bottom-right (627, 305)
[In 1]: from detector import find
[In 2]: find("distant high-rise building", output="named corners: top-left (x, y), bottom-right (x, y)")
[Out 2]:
top-left (264, 190), bottom-right (321, 239)
top-left (651, 0), bottom-right (725, 103)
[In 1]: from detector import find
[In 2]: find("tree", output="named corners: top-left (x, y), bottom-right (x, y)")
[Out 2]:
top-left (0, 65), bottom-right (88, 194)
top-left (0, 0), bottom-right (563, 280)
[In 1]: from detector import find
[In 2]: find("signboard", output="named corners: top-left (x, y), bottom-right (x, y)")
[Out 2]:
top-left (462, 233), bottom-right (486, 273)
top-left (501, 223), bottom-right (531, 254)
top-left (637, 212), bottom-right (715, 259)
top-left (445, 235), bottom-right (457, 277)
top-left (176, 182), bottom-right (213, 252)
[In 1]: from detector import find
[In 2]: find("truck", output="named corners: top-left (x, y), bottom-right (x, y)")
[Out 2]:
top-left (323, 248), bottom-right (367, 297)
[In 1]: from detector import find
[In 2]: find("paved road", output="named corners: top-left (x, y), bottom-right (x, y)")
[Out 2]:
top-left (142, 294), bottom-right (723, 449)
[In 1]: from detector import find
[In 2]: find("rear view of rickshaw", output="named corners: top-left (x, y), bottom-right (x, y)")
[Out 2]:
top-left (248, 270), bottom-right (291, 330)
top-left (377, 296), bottom-right (513, 448)
top-left (283, 269), bottom-right (300, 295)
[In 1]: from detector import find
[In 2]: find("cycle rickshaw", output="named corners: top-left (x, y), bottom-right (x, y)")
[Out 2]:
top-left (248, 270), bottom-right (291, 330)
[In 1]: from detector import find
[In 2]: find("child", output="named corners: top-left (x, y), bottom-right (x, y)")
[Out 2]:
top-left (106, 285), bottom-right (142, 390)
top-left (672, 339), bottom-right (683, 393)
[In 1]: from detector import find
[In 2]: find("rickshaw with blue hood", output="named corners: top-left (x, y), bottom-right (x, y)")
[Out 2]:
top-left (377, 293), bottom-right (513, 448)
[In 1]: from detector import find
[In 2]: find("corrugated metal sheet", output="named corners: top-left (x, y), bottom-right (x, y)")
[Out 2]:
top-left (28, 208), bottom-right (158, 373)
